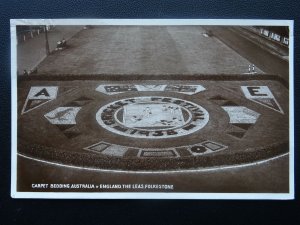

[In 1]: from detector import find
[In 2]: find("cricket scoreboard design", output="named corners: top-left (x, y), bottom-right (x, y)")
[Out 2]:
top-left (18, 82), bottom-right (288, 170)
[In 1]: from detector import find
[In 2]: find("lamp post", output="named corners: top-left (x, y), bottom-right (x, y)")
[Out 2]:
top-left (44, 25), bottom-right (50, 55)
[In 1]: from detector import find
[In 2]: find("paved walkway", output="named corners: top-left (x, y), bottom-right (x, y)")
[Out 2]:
top-left (206, 26), bottom-right (289, 82)
top-left (17, 26), bottom-right (83, 74)
top-left (17, 154), bottom-right (289, 193)
top-left (238, 27), bottom-right (289, 60)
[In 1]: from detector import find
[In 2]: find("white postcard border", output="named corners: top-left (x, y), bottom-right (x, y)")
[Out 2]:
top-left (10, 19), bottom-right (294, 199)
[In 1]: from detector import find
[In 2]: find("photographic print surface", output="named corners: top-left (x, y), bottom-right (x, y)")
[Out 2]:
top-left (11, 19), bottom-right (294, 199)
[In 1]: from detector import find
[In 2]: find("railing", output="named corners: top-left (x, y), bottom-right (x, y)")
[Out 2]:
top-left (17, 25), bottom-right (53, 44)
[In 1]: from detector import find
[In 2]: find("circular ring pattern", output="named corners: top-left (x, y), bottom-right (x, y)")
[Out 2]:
top-left (96, 96), bottom-right (209, 139)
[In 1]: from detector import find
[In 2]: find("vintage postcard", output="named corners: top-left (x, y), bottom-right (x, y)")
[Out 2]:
top-left (10, 19), bottom-right (294, 199)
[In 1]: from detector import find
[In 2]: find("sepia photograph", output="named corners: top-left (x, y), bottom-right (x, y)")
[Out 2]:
top-left (10, 19), bottom-right (294, 199)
